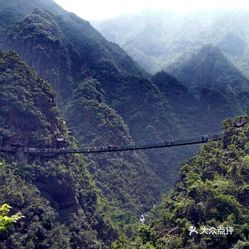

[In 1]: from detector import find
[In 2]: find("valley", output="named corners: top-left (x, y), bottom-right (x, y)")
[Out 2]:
top-left (1, 1), bottom-right (249, 248)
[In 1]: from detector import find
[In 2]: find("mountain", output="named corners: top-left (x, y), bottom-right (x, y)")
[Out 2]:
top-left (152, 44), bottom-right (249, 136)
top-left (1, 6), bottom-right (147, 103)
top-left (95, 10), bottom-right (249, 77)
top-left (169, 46), bottom-right (249, 95)
top-left (115, 112), bottom-right (249, 248)
top-left (0, 51), bottom-right (116, 248)
top-left (150, 46), bottom-right (249, 137)
top-left (0, 0), bottom-right (60, 42)
top-left (151, 71), bottom-right (198, 133)
top-left (2, 1), bottom-right (249, 247)
top-left (0, 0), bottom-right (185, 214)
top-left (65, 77), bottom-right (162, 212)
top-left (167, 46), bottom-right (249, 132)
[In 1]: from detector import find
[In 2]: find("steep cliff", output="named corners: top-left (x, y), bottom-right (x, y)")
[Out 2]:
top-left (0, 51), bottom-right (116, 248)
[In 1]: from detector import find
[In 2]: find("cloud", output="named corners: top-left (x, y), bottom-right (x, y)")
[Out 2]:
top-left (54, 0), bottom-right (249, 20)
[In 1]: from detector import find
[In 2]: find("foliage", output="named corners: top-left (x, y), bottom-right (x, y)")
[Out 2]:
top-left (152, 44), bottom-right (249, 135)
top-left (0, 204), bottom-right (24, 232)
top-left (0, 51), bottom-right (117, 248)
top-left (125, 113), bottom-right (249, 248)
top-left (2, 2), bottom-right (249, 248)
top-left (66, 78), bottom-right (162, 213)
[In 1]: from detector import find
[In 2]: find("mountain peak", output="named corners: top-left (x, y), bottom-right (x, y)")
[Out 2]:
top-left (152, 71), bottom-right (188, 95)
top-left (169, 45), bottom-right (249, 93)
top-left (153, 70), bottom-right (179, 82)
top-left (193, 44), bottom-right (230, 64)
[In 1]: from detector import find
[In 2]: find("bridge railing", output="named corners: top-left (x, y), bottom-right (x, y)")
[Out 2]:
top-left (0, 133), bottom-right (223, 155)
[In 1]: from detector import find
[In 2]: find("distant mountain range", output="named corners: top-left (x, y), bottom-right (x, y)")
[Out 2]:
top-left (95, 10), bottom-right (249, 77)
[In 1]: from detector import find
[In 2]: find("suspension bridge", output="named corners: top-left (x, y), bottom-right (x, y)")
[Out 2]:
top-left (0, 133), bottom-right (223, 157)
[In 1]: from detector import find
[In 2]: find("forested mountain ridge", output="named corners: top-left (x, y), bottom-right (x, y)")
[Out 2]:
top-left (151, 71), bottom-right (198, 134)
top-left (152, 45), bottom-right (249, 136)
top-left (168, 45), bottom-right (249, 131)
top-left (168, 45), bottom-right (249, 96)
top-left (65, 77), bottom-right (163, 212)
top-left (115, 113), bottom-right (249, 248)
top-left (96, 11), bottom-right (249, 137)
top-left (0, 51), bottom-right (117, 248)
top-left (0, 0), bottom-right (185, 213)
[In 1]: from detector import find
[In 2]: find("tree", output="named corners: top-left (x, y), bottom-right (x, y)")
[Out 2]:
top-left (0, 204), bottom-right (24, 232)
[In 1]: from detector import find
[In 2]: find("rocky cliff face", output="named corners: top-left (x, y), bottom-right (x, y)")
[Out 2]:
top-left (0, 51), bottom-right (116, 248)
top-left (65, 78), bottom-right (162, 212)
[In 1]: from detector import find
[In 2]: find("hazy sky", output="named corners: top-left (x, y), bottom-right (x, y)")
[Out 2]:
top-left (54, 0), bottom-right (249, 20)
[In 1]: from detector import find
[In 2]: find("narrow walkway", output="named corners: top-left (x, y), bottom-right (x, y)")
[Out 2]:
top-left (0, 133), bottom-right (223, 156)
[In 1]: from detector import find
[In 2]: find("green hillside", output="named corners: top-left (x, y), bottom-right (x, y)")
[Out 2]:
top-left (0, 51), bottom-right (117, 248)
top-left (115, 113), bottom-right (249, 248)
top-left (169, 46), bottom-right (249, 97)
top-left (65, 78), bottom-right (162, 212)
top-left (167, 45), bottom-right (249, 131)
top-left (2, 2), bottom-right (249, 248)
top-left (152, 71), bottom-right (198, 134)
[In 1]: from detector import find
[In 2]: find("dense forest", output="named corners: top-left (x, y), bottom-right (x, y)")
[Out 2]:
top-left (0, 51), bottom-right (117, 248)
top-left (0, 0), bottom-right (172, 215)
top-left (1, 0), bottom-right (249, 248)
top-left (114, 113), bottom-right (249, 248)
